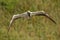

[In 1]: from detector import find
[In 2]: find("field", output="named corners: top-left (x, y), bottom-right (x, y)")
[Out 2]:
top-left (0, 0), bottom-right (60, 40)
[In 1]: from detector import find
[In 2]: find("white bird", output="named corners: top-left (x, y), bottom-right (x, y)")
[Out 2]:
top-left (8, 11), bottom-right (56, 31)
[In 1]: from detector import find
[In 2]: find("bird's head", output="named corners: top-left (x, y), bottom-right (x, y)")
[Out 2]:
top-left (27, 11), bottom-right (31, 17)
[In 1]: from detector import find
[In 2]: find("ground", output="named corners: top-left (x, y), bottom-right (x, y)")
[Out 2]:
top-left (0, 0), bottom-right (60, 40)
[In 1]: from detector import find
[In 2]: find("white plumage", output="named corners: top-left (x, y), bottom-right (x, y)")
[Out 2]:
top-left (8, 11), bottom-right (56, 31)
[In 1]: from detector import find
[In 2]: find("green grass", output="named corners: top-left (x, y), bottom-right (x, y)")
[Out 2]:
top-left (0, 0), bottom-right (60, 40)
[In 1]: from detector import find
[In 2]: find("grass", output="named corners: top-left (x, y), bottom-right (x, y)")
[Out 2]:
top-left (0, 0), bottom-right (60, 40)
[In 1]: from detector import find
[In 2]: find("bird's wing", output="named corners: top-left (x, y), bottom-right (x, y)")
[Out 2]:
top-left (43, 14), bottom-right (56, 24)
top-left (31, 11), bottom-right (56, 24)
top-left (8, 12), bottom-right (29, 31)
top-left (8, 14), bottom-right (22, 31)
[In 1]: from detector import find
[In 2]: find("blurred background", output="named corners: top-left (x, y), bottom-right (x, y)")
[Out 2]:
top-left (0, 0), bottom-right (60, 40)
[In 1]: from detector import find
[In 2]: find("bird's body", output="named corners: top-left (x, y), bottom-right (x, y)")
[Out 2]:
top-left (8, 10), bottom-right (56, 31)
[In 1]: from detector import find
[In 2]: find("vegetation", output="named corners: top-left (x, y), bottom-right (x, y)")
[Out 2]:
top-left (0, 0), bottom-right (60, 40)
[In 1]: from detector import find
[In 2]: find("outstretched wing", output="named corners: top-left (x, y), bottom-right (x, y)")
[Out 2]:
top-left (42, 13), bottom-right (56, 24)
top-left (31, 11), bottom-right (56, 24)
top-left (8, 12), bottom-right (30, 31)
top-left (8, 15), bottom-right (16, 31)
top-left (8, 14), bottom-right (21, 31)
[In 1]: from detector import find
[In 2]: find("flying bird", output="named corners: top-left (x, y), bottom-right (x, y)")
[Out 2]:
top-left (8, 11), bottom-right (56, 31)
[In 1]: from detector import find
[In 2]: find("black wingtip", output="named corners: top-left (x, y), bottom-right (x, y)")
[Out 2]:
top-left (51, 19), bottom-right (56, 24)
top-left (46, 15), bottom-right (56, 24)
top-left (43, 13), bottom-right (56, 24)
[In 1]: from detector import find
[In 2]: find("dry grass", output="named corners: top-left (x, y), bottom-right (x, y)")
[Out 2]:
top-left (0, 0), bottom-right (60, 40)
